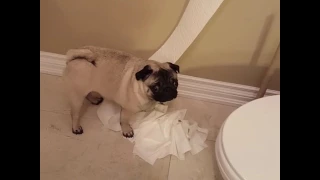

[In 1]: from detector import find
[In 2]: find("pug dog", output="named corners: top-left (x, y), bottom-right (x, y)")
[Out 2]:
top-left (63, 46), bottom-right (179, 137)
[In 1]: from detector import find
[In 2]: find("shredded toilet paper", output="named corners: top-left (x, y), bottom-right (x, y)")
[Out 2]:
top-left (97, 100), bottom-right (208, 165)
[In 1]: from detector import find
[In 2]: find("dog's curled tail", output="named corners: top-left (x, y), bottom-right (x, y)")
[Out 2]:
top-left (66, 49), bottom-right (96, 64)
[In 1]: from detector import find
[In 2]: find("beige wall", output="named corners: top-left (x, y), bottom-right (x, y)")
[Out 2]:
top-left (41, 0), bottom-right (280, 90)
top-left (176, 0), bottom-right (280, 90)
top-left (40, 0), bottom-right (187, 59)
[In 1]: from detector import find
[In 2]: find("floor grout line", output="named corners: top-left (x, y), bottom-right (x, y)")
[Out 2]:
top-left (41, 109), bottom-right (218, 142)
top-left (167, 155), bottom-right (172, 180)
top-left (40, 109), bottom-right (100, 121)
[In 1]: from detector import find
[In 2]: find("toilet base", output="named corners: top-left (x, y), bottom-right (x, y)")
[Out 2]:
top-left (215, 123), bottom-right (242, 180)
top-left (215, 95), bottom-right (280, 180)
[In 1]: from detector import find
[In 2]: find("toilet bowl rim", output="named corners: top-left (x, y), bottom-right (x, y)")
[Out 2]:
top-left (216, 121), bottom-right (244, 180)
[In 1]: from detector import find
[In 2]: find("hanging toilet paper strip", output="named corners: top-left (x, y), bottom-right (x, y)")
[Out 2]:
top-left (97, 101), bottom-right (209, 165)
top-left (149, 0), bottom-right (225, 63)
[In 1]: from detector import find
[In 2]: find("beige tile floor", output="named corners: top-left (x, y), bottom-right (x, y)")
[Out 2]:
top-left (40, 73), bottom-right (238, 180)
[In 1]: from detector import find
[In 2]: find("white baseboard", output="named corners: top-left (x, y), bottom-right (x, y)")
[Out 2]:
top-left (40, 51), bottom-right (279, 107)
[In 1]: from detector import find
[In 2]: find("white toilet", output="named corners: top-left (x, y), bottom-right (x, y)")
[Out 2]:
top-left (215, 95), bottom-right (280, 180)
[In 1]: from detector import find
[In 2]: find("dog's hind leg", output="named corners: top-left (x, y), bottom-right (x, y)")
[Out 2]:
top-left (63, 58), bottom-right (94, 135)
top-left (68, 92), bottom-right (85, 135)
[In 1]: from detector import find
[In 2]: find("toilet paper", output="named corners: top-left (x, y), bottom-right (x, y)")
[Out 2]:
top-left (97, 100), bottom-right (209, 165)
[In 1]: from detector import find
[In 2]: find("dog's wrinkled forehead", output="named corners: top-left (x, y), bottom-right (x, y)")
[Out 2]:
top-left (149, 63), bottom-right (178, 83)
top-left (151, 62), bottom-right (178, 77)
top-left (136, 61), bottom-right (179, 78)
top-left (153, 68), bottom-right (175, 82)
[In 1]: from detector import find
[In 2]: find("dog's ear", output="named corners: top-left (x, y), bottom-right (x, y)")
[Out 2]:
top-left (136, 65), bottom-right (153, 81)
top-left (168, 62), bottom-right (180, 73)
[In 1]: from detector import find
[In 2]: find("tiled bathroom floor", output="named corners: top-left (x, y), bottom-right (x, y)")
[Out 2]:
top-left (40, 73), bottom-right (238, 180)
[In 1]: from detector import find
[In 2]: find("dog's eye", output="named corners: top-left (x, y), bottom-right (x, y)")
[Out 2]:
top-left (153, 86), bottom-right (159, 92)
top-left (173, 81), bottom-right (178, 87)
top-left (170, 78), bottom-right (178, 87)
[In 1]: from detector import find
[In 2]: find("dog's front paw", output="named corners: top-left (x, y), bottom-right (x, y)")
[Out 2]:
top-left (121, 123), bottom-right (134, 138)
top-left (122, 130), bottom-right (134, 138)
top-left (72, 126), bottom-right (84, 135)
